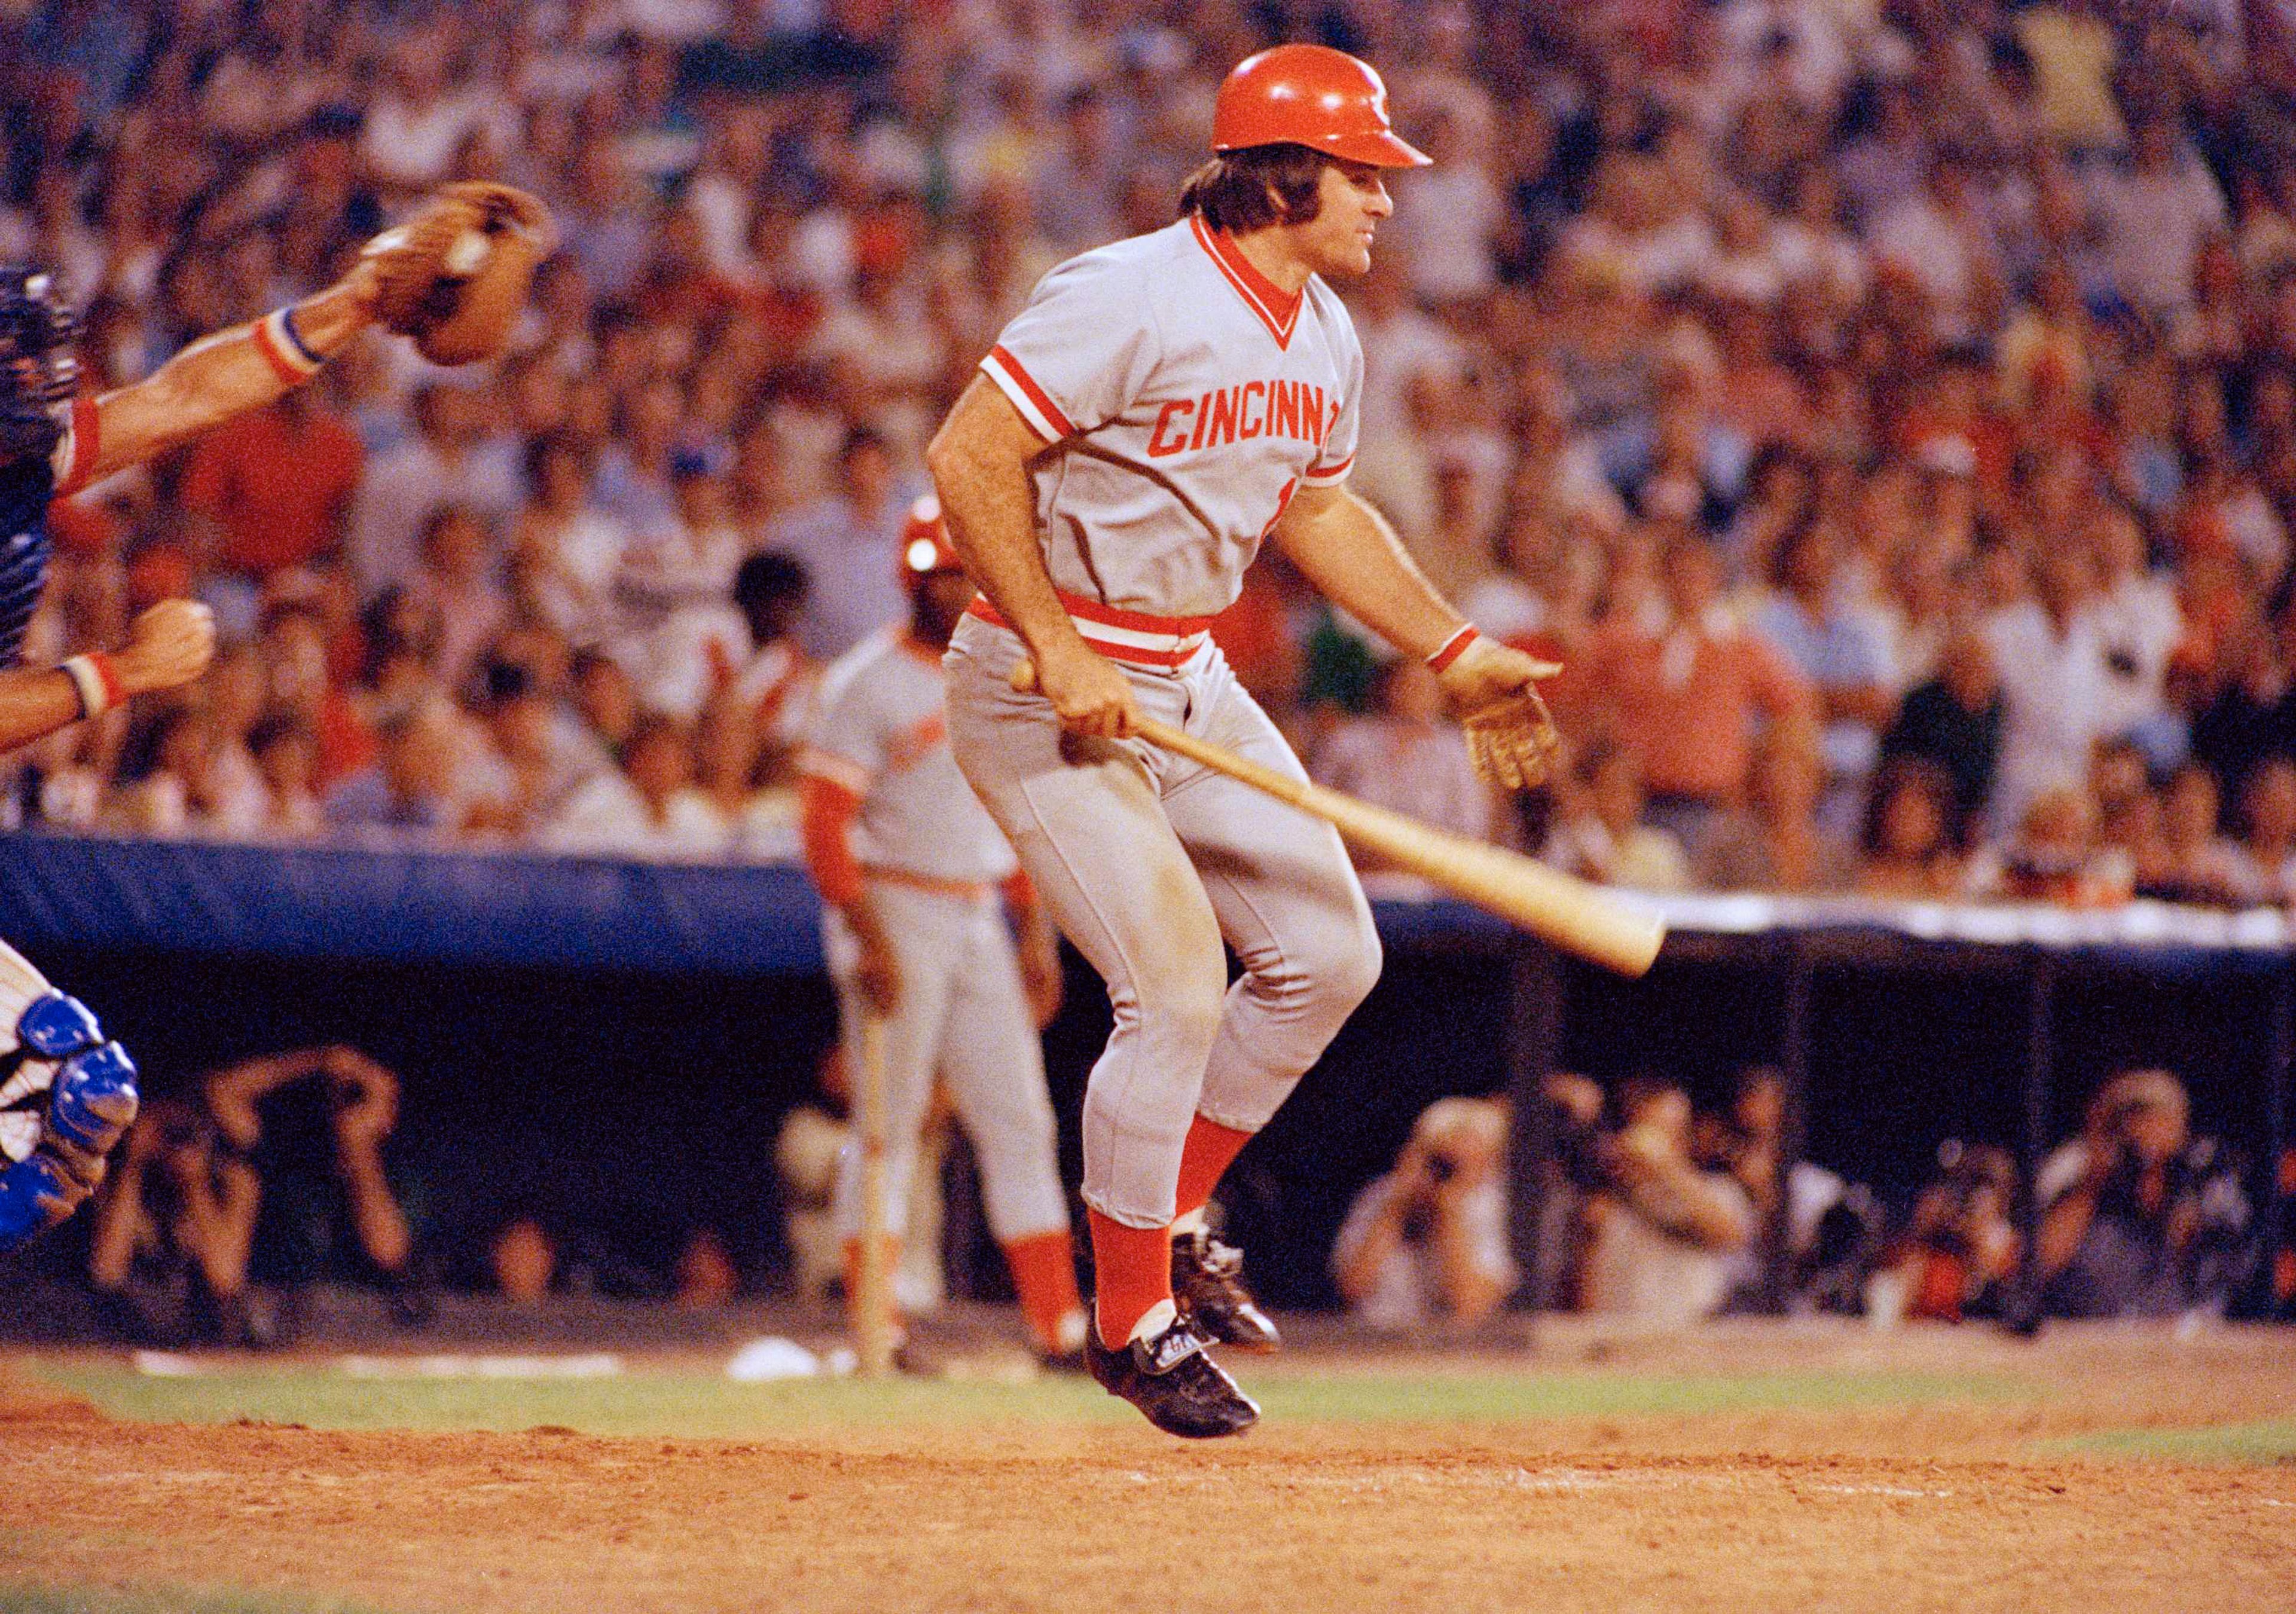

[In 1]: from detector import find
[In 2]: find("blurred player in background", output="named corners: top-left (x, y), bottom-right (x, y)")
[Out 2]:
top-left (0, 250), bottom-right (386, 1254)
top-left (928, 45), bottom-right (1558, 1435)
top-left (798, 496), bottom-right (1086, 1367)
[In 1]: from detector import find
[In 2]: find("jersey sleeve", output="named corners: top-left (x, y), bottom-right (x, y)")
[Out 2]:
top-left (1303, 324), bottom-right (1362, 488)
top-left (979, 251), bottom-right (1161, 444)
top-left (796, 664), bottom-right (884, 797)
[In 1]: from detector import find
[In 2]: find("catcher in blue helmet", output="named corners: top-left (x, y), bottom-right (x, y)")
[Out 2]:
top-left (0, 182), bottom-right (550, 1253)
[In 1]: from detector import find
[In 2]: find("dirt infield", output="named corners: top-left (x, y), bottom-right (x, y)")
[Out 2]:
top-left (5, 1323), bottom-right (2295, 1614)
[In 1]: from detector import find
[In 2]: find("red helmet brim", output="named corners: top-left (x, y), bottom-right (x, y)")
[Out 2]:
top-left (1217, 129), bottom-right (1431, 167)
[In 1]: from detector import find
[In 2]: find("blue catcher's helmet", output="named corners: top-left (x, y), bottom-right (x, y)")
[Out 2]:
top-left (0, 267), bottom-right (78, 467)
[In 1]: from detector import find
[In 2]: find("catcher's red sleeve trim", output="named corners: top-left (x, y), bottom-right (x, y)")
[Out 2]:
top-left (54, 396), bottom-right (99, 496)
top-left (798, 774), bottom-right (868, 909)
top-left (1427, 624), bottom-right (1480, 672)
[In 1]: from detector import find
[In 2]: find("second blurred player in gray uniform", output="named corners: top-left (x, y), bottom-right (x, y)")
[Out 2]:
top-left (798, 497), bottom-right (1087, 1364)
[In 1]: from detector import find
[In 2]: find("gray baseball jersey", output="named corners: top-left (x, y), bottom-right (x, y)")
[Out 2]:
top-left (803, 628), bottom-right (1018, 886)
top-left (978, 215), bottom-right (1362, 620)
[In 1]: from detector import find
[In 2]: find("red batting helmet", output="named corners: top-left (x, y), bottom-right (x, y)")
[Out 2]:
top-left (899, 495), bottom-right (961, 585)
top-left (1212, 44), bottom-right (1429, 169)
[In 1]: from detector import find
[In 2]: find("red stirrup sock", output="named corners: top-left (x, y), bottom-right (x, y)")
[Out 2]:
top-left (1174, 1114), bottom-right (1254, 1222)
top-left (1088, 1209), bottom-right (1173, 1347)
top-left (1002, 1228), bottom-right (1086, 1355)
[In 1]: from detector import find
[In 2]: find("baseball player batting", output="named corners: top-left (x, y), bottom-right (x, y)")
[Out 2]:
top-left (799, 499), bottom-right (1089, 1367)
top-left (926, 44), bottom-right (1559, 1436)
top-left (0, 191), bottom-right (546, 1255)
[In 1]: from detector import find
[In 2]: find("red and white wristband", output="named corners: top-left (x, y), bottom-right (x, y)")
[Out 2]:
top-left (59, 653), bottom-right (124, 721)
top-left (251, 305), bottom-right (326, 388)
top-left (1427, 624), bottom-right (1481, 673)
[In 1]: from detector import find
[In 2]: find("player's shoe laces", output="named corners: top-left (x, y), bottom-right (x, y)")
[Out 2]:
top-left (1083, 1313), bottom-right (1259, 1439)
top-left (1171, 1228), bottom-right (1281, 1353)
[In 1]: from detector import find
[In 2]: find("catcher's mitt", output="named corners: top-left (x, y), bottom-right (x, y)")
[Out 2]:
top-left (362, 183), bottom-right (554, 365)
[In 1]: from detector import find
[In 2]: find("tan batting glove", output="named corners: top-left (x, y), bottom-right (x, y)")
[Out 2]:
top-left (112, 600), bottom-right (217, 698)
top-left (1434, 632), bottom-right (1564, 790)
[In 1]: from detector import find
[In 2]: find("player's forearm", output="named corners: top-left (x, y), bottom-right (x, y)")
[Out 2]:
top-left (0, 606), bottom-right (218, 754)
top-left (1434, 1210), bottom-right (1506, 1323)
top-left (203, 1051), bottom-right (329, 1145)
top-left (0, 665), bottom-right (96, 754)
top-left (1271, 487), bottom-right (1465, 660)
top-left (88, 277), bottom-right (373, 481)
top-left (926, 380), bottom-right (1096, 667)
top-left (340, 1150), bottom-right (412, 1272)
top-left (85, 1170), bottom-right (142, 1289)
top-left (2037, 1193), bottom-right (2095, 1277)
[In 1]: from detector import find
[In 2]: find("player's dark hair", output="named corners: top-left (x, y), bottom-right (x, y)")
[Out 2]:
top-left (735, 550), bottom-right (809, 615)
top-left (1178, 143), bottom-right (1329, 234)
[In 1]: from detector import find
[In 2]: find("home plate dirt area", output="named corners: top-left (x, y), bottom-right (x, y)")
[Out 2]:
top-left (3, 1320), bottom-right (2294, 1614)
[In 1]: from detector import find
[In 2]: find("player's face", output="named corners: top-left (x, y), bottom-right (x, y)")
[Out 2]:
top-left (1294, 160), bottom-right (1394, 279)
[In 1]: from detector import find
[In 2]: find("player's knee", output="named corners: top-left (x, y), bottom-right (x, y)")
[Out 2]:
top-left (1264, 916), bottom-right (1382, 1026)
top-left (1126, 940), bottom-right (1229, 1056)
top-left (1321, 921), bottom-right (1384, 1019)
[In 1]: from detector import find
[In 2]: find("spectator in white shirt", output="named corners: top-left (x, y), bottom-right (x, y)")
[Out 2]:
top-left (2094, 120), bottom-right (2227, 319)
top-left (2086, 502), bottom-right (2185, 760)
top-left (611, 455), bottom-right (747, 722)
top-left (1871, 151), bottom-right (2005, 343)
top-left (764, 426), bottom-right (917, 661)
top-left (540, 716), bottom-right (731, 860)
top-left (1983, 543), bottom-right (2109, 833)
top-left (349, 383), bottom-right (523, 604)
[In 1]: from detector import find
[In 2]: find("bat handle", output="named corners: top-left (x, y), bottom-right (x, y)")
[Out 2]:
top-left (1130, 717), bottom-right (1309, 807)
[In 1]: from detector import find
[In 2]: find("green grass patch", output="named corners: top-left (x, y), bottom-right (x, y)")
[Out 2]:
top-left (26, 1360), bottom-right (2026, 1439)
top-left (2044, 1418), bottom-right (2296, 1465)
top-left (0, 1587), bottom-right (396, 1614)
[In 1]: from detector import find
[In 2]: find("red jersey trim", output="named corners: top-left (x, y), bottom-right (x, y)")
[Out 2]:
top-left (1302, 451), bottom-right (1354, 486)
top-left (55, 396), bottom-right (100, 495)
top-left (981, 345), bottom-right (1076, 442)
top-left (1190, 216), bottom-right (1302, 350)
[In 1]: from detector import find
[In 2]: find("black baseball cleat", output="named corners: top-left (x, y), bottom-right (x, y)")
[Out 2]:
top-left (1171, 1228), bottom-right (1282, 1353)
top-left (1084, 1314), bottom-right (1259, 1439)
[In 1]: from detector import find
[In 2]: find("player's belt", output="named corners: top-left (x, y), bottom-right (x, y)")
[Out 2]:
top-left (966, 591), bottom-right (1216, 669)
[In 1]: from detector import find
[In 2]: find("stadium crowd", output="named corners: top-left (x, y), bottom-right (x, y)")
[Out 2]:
top-left (9, 0), bottom-right (2296, 906)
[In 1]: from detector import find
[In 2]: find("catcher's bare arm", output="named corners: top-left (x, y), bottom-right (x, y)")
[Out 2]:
top-left (0, 600), bottom-right (214, 753)
top-left (85, 183), bottom-right (551, 481)
top-left (82, 273), bottom-right (378, 482)
top-left (1271, 484), bottom-right (1561, 788)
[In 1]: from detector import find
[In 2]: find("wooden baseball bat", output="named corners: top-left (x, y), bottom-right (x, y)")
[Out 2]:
top-left (852, 1013), bottom-right (896, 1378)
top-left (1131, 716), bottom-right (1666, 977)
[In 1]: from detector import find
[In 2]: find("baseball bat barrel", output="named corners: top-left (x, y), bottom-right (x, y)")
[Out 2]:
top-left (1131, 716), bottom-right (1665, 977)
top-left (853, 1013), bottom-right (896, 1378)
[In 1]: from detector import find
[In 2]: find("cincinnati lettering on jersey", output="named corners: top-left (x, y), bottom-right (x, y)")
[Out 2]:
top-left (1145, 380), bottom-right (1338, 458)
